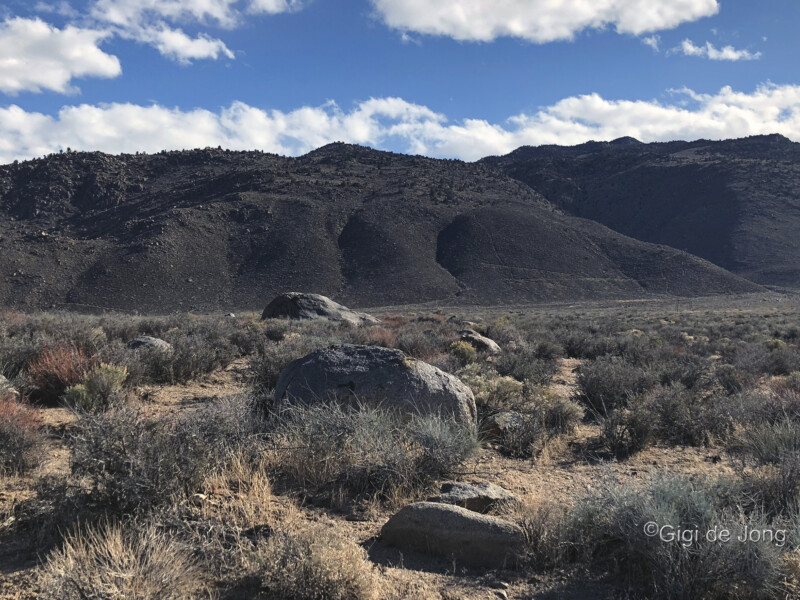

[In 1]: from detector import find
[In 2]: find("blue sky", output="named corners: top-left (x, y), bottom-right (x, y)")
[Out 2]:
top-left (0, 0), bottom-right (798, 163)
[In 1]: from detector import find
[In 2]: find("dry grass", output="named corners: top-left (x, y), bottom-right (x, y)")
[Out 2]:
top-left (40, 520), bottom-right (211, 600)
top-left (249, 527), bottom-right (376, 600)
top-left (0, 394), bottom-right (43, 476)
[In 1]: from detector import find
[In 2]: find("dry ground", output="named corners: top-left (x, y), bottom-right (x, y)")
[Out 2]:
top-left (0, 354), bottom-right (734, 600)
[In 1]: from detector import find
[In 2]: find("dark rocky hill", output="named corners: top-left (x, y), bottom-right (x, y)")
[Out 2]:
top-left (0, 143), bottom-right (760, 312)
top-left (483, 134), bottom-right (800, 288)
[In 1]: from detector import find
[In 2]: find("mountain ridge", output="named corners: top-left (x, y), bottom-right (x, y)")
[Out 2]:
top-left (483, 134), bottom-right (800, 288)
top-left (0, 142), bottom-right (764, 312)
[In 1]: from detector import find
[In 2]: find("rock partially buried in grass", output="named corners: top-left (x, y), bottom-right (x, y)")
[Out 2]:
top-left (381, 502), bottom-right (525, 568)
top-left (126, 336), bottom-right (173, 352)
top-left (428, 481), bottom-right (517, 513)
top-left (274, 344), bottom-right (476, 428)
top-left (459, 329), bottom-right (502, 354)
top-left (482, 411), bottom-right (524, 441)
top-left (262, 292), bottom-right (379, 325)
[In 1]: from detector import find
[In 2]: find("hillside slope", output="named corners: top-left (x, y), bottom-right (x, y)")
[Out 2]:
top-left (0, 144), bottom-right (761, 312)
top-left (483, 134), bottom-right (800, 288)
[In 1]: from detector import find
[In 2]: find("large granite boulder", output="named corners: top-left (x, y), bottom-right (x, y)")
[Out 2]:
top-left (261, 292), bottom-right (379, 325)
top-left (274, 345), bottom-right (476, 427)
top-left (381, 502), bottom-right (525, 568)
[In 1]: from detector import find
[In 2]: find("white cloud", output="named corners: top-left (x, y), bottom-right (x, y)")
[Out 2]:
top-left (675, 39), bottom-right (761, 61)
top-left (371, 0), bottom-right (719, 43)
top-left (0, 17), bottom-right (121, 95)
top-left (2, 84), bottom-right (799, 164)
top-left (642, 35), bottom-right (661, 51)
top-left (34, 1), bottom-right (79, 18)
top-left (90, 0), bottom-right (243, 29)
top-left (247, 0), bottom-right (305, 15)
top-left (131, 25), bottom-right (234, 63)
top-left (86, 0), bottom-right (301, 63)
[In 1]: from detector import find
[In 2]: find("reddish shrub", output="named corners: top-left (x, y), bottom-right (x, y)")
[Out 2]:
top-left (24, 345), bottom-right (94, 404)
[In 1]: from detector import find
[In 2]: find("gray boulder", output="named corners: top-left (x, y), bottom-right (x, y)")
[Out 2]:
top-left (262, 292), bottom-right (379, 326)
top-left (0, 374), bottom-right (18, 398)
top-left (459, 329), bottom-right (501, 354)
top-left (127, 336), bottom-right (173, 352)
top-left (274, 345), bottom-right (476, 428)
top-left (381, 502), bottom-right (525, 568)
top-left (482, 411), bottom-right (524, 441)
top-left (428, 481), bottom-right (517, 513)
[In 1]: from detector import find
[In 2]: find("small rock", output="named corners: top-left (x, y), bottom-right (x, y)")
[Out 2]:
top-left (428, 481), bottom-right (517, 513)
top-left (381, 501), bottom-right (525, 568)
top-left (459, 329), bottom-right (502, 354)
top-left (126, 336), bottom-right (173, 352)
top-left (482, 411), bottom-right (524, 441)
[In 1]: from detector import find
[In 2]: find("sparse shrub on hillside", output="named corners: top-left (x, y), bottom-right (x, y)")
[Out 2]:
top-left (448, 340), bottom-right (477, 366)
top-left (657, 353), bottom-right (712, 390)
top-left (147, 334), bottom-right (237, 384)
top-left (384, 317), bottom-right (459, 362)
top-left (642, 384), bottom-right (736, 447)
top-left (266, 401), bottom-right (477, 505)
top-left (560, 475), bottom-right (788, 600)
top-left (63, 363), bottom-right (128, 412)
top-left (714, 362), bottom-right (757, 395)
top-left (69, 396), bottom-right (259, 514)
top-left (734, 342), bottom-right (800, 376)
top-left (41, 520), bottom-right (209, 600)
top-left (0, 333), bottom-right (41, 380)
top-left (21, 344), bottom-right (94, 404)
top-left (0, 394), bottom-right (43, 475)
top-left (577, 356), bottom-right (656, 413)
top-left (458, 364), bottom-right (524, 411)
top-left (597, 405), bottom-right (653, 457)
top-left (732, 419), bottom-right (800, 466)
top-left (347, 325), bottom-right (397, 348)
top-left (561, 333), bottom-right (616, 360)
top-left (739, 454), bottom-right (800, 518)
top-left (495, 343), bottom-right (559, 386)
top-left (491, 390), bottom-right (582, 459)
top-left (248, 528), bottom-right (375, 600)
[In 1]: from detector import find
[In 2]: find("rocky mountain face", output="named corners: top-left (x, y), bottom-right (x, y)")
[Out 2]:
top-left (483, 134), bottom-right (800, 289)
top-left (0, 143), bottom-right (762, 312)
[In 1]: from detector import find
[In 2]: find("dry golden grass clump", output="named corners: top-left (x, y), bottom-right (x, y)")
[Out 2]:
top-left (251, 527), bottom-right (376, 600)
top-left (41, 520), bottom-right (211, 600)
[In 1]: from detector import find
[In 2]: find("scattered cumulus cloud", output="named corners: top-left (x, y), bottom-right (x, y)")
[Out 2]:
top-left (132, 25), bottom-right (235, 63)
top-left (2, 83), bottom-right (799, 164)
top-left (247, 0), bottom-right (306, 15)
top-left (0, 17), bottom-right (121, 95)
top-left (15, 0), bottom-right (303, 71)
top-left (673, 39), bottom-right (761, 60)
top-left (370, 0), bottom-right (720, 43)
top-left (642, 35), bottom-right (661, 51)
top-left (34, 1), bottom-right (79, 18)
